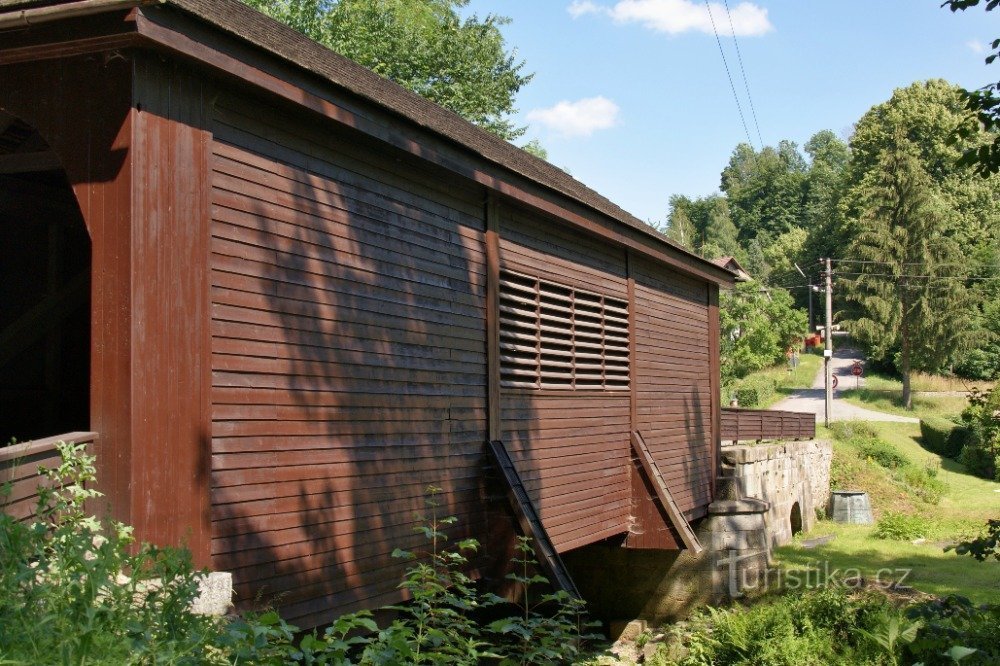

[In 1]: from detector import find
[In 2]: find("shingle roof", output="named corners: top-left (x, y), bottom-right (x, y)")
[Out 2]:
top-left (0, 0), bottom-right (731, 281)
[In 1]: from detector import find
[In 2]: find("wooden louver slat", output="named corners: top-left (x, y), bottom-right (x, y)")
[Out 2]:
top-left (499, 269), bottom-right (630, 390)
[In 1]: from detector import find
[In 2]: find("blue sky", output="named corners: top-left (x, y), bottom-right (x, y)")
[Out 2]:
top-left (462, 1), bottom-right (999, 225)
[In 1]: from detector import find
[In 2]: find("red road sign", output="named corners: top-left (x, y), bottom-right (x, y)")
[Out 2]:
top-left (832, 375), bottom-right (839, 389)
top-left (851, 363), bottom-right (863, 377)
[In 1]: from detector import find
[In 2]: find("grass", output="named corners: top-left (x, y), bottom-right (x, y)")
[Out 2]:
top-left (855, 370), bottom-right (993, 394)
top-left (838, 388), bottom-right (969, 420)
top-left (775, 523), bottom-right (1000, 605)
top-left (777, 418), bottom-right (1000, 604)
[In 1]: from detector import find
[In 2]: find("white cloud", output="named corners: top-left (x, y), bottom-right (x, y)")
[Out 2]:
top-left (567, 0), bottom-right (773, 37)
top-left (527, 97), bottom-right (620, 138)
top-left (568, 0), bottom-right (602, 18)
top-left (967, 39), bottom-right (987, 54)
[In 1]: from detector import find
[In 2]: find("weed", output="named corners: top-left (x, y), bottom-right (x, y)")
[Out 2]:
top-left (872, 511), bottom-right (930, 541)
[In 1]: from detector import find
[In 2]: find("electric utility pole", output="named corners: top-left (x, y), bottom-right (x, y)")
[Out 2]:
top-left (823, 258), bottom-right (833, 427)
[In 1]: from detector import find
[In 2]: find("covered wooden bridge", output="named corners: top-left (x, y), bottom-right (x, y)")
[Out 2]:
top-left (0, 0), bottom-right (808, 628)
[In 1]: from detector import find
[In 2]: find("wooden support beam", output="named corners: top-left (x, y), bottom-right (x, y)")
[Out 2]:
top-left (630, 431), bottom-right (703, 554)
top-left (485, 195), bottom-right (501, 441)
top-left (0, 150), bottom-right (61, 174)
top-left (487, 439), bottom-right (581, 598)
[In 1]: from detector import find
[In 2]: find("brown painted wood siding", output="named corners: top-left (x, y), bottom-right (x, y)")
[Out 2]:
top-left (498, 207), bottom-right (631, 552)
top-left (207, 93), bottom-right (490, 627)
top-left (632, 254), bottom-right (714, 518)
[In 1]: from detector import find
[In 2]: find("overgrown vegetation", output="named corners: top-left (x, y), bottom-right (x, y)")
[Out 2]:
top-left (832, 428), bottom-right (948, 505)
top-left (872, 511), bottom-right (931, 541)
top-left (955, 387), bottom-right (1000, 480)
top-left (0, 444), bottom-right (598, 665)
top-left (720, 280), bottom-right (808, 388)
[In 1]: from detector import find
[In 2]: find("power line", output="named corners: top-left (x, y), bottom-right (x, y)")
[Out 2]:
top-left (722, 0), bottom-right (764, 148)
top-left (831, 258), bottom-right (996, 268)
top-left (704, 0), bottom-right (756, 150)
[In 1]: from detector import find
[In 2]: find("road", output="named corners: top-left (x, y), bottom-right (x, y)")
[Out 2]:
top-left (770, 348), bottom-right (919, 423)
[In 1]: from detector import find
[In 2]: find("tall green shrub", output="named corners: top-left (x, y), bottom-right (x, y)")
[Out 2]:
top-left (920, 417), bottom-right (969, 458)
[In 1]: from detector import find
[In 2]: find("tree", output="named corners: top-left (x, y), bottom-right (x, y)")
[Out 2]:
top-left (944, 0), bottom-right (1000, 176)
top-left (701, 197), bottom-right (741, 259)
top-left (842, 134), bottom-right (973, 408)
top-left (720, 140), bottom-right (808, 242)
top-left (720, 280), bottom-right (807, 383)
top-left (241, 0), bottom-right (532, 140)
top-left (664, 201), bottom-right (697, 250)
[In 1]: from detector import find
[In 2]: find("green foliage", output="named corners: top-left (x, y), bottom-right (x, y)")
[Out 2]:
top-left (850, 435), bottom-right (909, 469)
top-left (367, 486), bottom-right (494, 664)
top-left (487, 537), bottom-right (598, 665)
top-left (1, 455), bottom-right (596, 665)
top-left (0, 442), bottom-right (223, 665)
top-left (720, 280), bottom-right (808, 383)
top-left (842, 128), bottom-right (975, 408)
top-left (729, 374), bottom-right (777, 408)
top-left (957, 387), bottom-right (1000, 479)
top-left (671, 588), bottom-right (891, 665)
top-left (856, 611), bottom-right (923, 666)
top-left (872, 511), bottom-right (930, 541)
top-left (897, 464), bottom-right (948, 505)
top-left (920, 417), bottom-right (969, 458)
top-left (947, 519), bottom-right (1000, 562)
top-left (905, 595), bottom-right (1000, 665)
top-left (721, 140), bottom-right (808, 243)
top-left (828, 420), bottom-right (880, 440)
top-left (240, 0), bottom-right (532, 140)
top-left (944, 1), bottom-right (1000, 177)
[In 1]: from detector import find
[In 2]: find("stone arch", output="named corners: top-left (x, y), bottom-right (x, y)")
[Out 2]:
top-left (790, 501), bottom-right (803, 537)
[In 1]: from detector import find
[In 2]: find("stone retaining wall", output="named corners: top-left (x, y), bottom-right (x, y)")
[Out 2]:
top-left (722, 440), bottom-right (832, 548)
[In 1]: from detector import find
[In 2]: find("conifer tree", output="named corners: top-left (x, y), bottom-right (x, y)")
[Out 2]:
top-left (844, 134), bottom-right (972, 408)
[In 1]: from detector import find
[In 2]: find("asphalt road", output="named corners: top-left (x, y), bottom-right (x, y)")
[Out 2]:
top-left (770, 348), bottom-right (919, 423)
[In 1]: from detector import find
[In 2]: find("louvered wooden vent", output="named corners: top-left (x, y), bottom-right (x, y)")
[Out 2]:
top-left (499, 270), bottom-right (630, 390)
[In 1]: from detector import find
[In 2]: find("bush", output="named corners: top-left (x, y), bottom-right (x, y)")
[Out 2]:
top-left (920, 417), bottom-right (969, 458)
top-left (905, 596), bottom-right (1000, 665)
top-left (958, 443), bottom-right (999, 481)
top-left (829, 420), bottom-right (880, 441)
top-left (731, 375), bottom-right (777, 408)
top-left (898, 465), bottom-right (947, 504)
top-left (872, 511), bottom-right (929, 541)
top-left (850, 436), bottom-right (909, 469)
top-left (957, 387), bottom-right (1000, 481)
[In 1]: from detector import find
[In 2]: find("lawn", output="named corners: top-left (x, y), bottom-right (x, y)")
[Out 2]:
top-left (838, 388), bottom-right (969, 419)
top-left (775, 419), bottom-right (1000, 604)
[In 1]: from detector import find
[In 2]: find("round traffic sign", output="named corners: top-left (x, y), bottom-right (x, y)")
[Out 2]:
top-left (851, 364), bottom-right (863, 377)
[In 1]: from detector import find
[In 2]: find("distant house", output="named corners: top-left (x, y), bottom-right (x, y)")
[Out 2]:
top-left (0, 0), bottom-right (735, 628)
top-left (711, 256), bottom-right (752, 282)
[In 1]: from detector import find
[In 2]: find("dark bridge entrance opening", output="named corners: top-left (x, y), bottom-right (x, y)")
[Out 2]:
top-left (0, 113), bottom-right (91, 443)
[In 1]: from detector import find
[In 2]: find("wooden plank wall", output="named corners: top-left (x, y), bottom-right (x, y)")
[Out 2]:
top-left (497, 208), bottom-right (631, 552)
top-left (207, 94), bottom-right (490, 627)
top-left (632, 254), bottom-right (714, 519)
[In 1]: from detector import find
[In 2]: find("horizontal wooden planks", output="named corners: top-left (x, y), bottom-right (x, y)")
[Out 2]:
top-left (632, 254), bottom-right (714, 516)
top-left (208, 97), bottom-right (490, 626)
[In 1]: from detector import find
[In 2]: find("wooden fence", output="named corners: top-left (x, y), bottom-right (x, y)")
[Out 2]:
top-left (721, 408), bottom-right (814, 444)
top-left (0, 431), bottom-right (97, 521)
